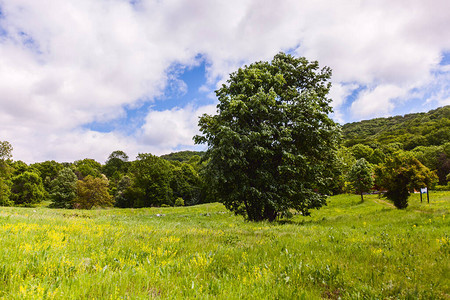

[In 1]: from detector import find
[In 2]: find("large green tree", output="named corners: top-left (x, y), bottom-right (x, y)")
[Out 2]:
top-left (195, 52), bottom-right (340, 221)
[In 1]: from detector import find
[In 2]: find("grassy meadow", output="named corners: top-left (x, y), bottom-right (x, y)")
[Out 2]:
top-left (0, 192), bottom-right (449, 299)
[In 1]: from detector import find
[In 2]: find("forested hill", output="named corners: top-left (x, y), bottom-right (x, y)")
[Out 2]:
top-left (342, 105), bottom-right (450, 149)
top-left (160, 150), bottom-right (204, 162)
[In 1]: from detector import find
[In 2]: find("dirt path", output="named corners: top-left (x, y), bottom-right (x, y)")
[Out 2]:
top-left (372, 197), bottom-right (396, 209)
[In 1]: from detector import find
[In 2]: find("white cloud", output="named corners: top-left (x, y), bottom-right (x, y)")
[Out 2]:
top-left (0, 0), bottom-right (448, 162)
top-left (350, 85), bottom-right (407, 119)
top-left (140, 104), bottom-right (216, 149)
top-left (328, 83), bottom-right (359, 123)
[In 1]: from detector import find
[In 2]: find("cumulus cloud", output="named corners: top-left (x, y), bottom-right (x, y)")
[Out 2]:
top-left (328, 83), bottom-right (359, 123)
top-left (350, 85), bottom-right (407, 119)
top-left (140, 104), bottom-right (216, 149)
top-left (0, 0), bottom-right (448, 162)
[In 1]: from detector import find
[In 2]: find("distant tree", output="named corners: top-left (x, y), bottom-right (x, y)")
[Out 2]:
top-left (0, 141), bottom-right (13, 161)
top-left (411, 145), bottom-right (443, 170)
top-left (10, 171), bottom-right (46, 206)
top-left (369, 148), bottom-right (385, 165)
top-left (30, 160), bottom-right (64, 192)
top-left (195, 52), bottom-right (340, 221)
top-left (348, 158), bottom-right (374, 202)
top-left (0, 178), bottom-right (12, 206)
top-left (49, 167), bottom-right (78, 208)
top-left (103, 150), bottom-right (129, 179)
top-left (331, 147), bottom-right (357, 194)
top-left (381, 143), bottom-right (403, 155)
top-left (75, 175), bottom-right (113, 209)
top-left (411, 144), bottom-right (450, 185)
top-left (0, 141), bottom-right (13, 206)
top-left (436, 153), bottom-right (450, 185)
top-left (74, 159), bottom-right (102, 179)
top-left (170, 163), bottom-right (202, 205)
top-left (10, 160), bottom-right (30, 176)
top-left (114, 175), bottom-right (134, 208)
top-left (350, 144), bottom-right (374, 161)
top-left (131, 153), bottom-right (174, 207)
top-left (375, 152), bottom-right (437, 209)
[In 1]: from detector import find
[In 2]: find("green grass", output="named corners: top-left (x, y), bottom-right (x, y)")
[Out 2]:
top-left (0, 192), bottom-right (449, 299)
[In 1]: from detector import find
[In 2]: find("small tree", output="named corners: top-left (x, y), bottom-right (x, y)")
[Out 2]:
top-left (49, 167), bottom-right (78, 208)
top-left (348, 158), bottom-right (374, 202)
top-left (10, 171), bottom-right (46, 206)
top-left (0, 141), bottom-right (13, 161)
top-left (375, 152), bottom-right (437, 209)
top-left (75, 175), bottom-right (113, 209)
top-left (174, 197), bottom-right (185, 207)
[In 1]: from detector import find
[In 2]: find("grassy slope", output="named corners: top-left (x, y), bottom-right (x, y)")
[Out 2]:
top-left (0, 192), bottom-right (449, 299)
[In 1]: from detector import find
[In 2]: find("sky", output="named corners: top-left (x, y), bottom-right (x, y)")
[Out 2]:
top-left (0, 0), bottom-right (449, 163)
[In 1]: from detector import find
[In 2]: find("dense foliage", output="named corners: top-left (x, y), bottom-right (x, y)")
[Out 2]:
top-left (75, 175), bottom-right (113, 209)
top-left (375, 152), bottom-right (437, 208)
top-left (348, 158), bottom-right (374, 202)
top-left (49, 167), bottom-right (78, 208)
top-left (10, 171), bottom-right (46, 206)
top-left (160, 151), bottom-right (204, 162)
top-left (195, 52), bottom-right (340, 221)
top-left (343, 105), bottom-right (450, 149)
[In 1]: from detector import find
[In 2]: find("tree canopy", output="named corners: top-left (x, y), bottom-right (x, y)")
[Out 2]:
top-left (10, 171), bottom-right (46, 206)
top-left (75, 175), bottom-right (113, 209)
top-left (50, 167), bottom-right (78, 208)
top-left (195, 52), bottom-right (340, 221)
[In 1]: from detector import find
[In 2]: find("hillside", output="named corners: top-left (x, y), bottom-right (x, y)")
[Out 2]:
top-left (160, 150), bottom-right (204, 162)
top-left (342, 105), bottom-right (450, 149)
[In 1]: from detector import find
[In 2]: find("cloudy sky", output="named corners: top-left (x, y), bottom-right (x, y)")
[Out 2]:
top-left (0, 0), bottom-right (449, 163)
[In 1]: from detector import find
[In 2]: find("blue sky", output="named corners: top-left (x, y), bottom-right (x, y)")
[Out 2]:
top-left (0, 0), bottom-right (448, 163)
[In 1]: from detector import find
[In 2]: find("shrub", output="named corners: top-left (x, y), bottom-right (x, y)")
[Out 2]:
top-left (175, 197), bottom-right (185, 207)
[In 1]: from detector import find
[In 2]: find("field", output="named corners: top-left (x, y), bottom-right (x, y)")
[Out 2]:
top-left (0, 192), bottom-right (449, 299)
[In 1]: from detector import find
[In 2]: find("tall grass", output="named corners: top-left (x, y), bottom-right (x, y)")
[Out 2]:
top-left (0, 192), bottom-right (448, 299)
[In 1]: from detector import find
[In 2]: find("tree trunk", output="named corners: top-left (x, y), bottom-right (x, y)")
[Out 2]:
top-left (263, 204), bottom-right (278, 222)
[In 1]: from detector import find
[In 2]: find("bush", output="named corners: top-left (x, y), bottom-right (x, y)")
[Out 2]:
top-left (174, 197), bottom-right (185, 207)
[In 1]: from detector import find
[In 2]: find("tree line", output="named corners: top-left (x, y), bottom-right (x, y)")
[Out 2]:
top-left (0, 146), bottom-right (211, 209)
